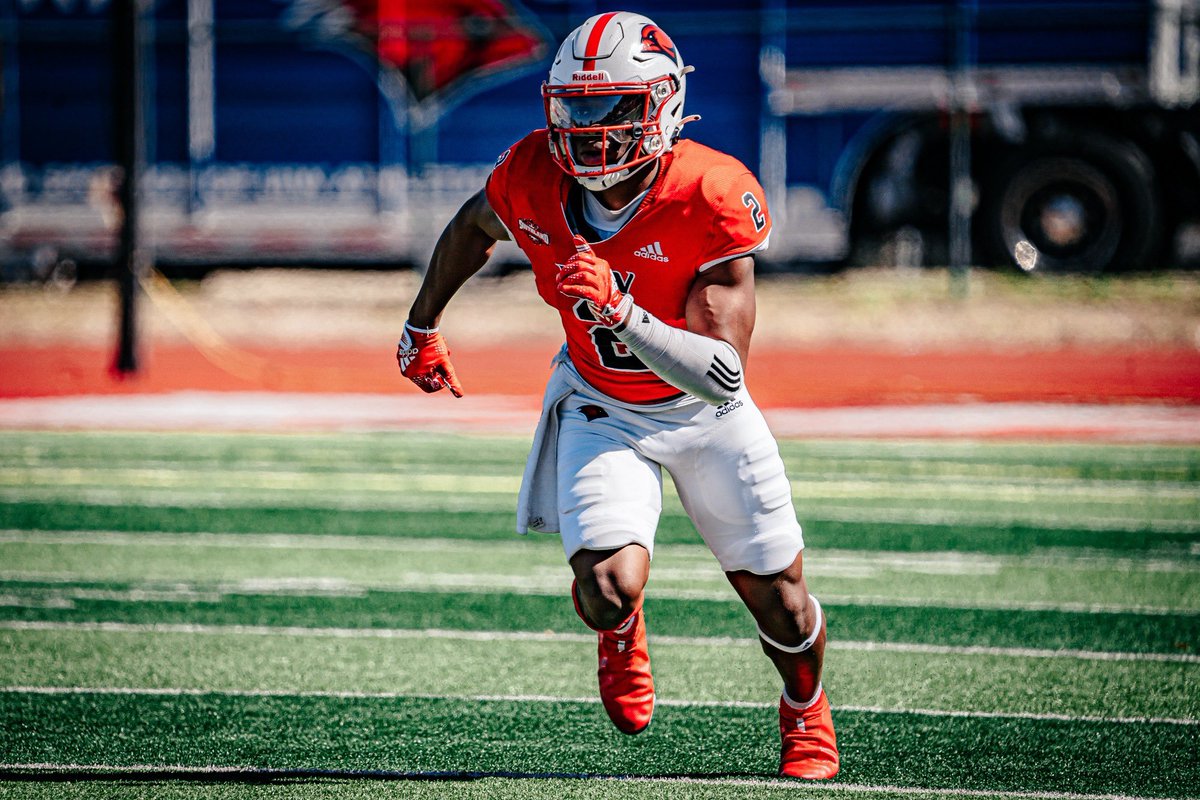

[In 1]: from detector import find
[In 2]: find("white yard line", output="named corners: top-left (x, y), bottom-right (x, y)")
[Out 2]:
top-left (0, 764), bottom-right (1187, 800)
top-left (1, 686), bottom-right (1196, 728)
top-left (6, 466), bottom-right (1197, 502)
top-left (799, 505), bottom-right (1200, 534)
top-left (0, 530), bottom-right (501, 553)
top-left (2, 568), bottom-right (1196, 616)
top-left (4, 476), bottom-right (1196, 523)
top-left (4, 485), bottom-right (1196, 536)
top-left (3, 620), bottom-right (1198, 664)
top-left (5, 480), bottom-right (1198, 529)
top-left (771, 594), bottom-right (1200, 616)
top-left (0, 467), bottom-right (520, 495)
top-left (0, 619), bottom-right (597, 643)
top-left (605, 777), bottom-right (1196, 800)
top-left (6, 530), bottom-right (1200, 575)
top-left (832, 640), bottom-right (1200, 663)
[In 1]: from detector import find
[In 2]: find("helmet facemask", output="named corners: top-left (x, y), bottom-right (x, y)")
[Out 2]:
top-left (543, 75), bottom-right (678, 191)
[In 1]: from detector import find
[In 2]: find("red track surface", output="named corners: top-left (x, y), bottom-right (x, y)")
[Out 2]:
top-left (3, 343), bottom-right (1199, 407)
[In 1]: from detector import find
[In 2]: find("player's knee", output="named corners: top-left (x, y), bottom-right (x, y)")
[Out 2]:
top-left (758, 581), bottom-right (823, 650)
top-left (576, 571), bottom-right (641, 629)
top-left (782, 587), bottom-right (820, 642)
top-left (573, 558), bottom-right (647, 629)
top-left (783, 583), bottom-right (820, 636)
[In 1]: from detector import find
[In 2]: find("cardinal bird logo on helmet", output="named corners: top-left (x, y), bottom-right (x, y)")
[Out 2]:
top-left (640, 24), bottom-right (677, 61)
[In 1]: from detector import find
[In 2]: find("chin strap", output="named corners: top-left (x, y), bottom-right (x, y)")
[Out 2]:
top-left (576, 171), bottom-right (630, 192)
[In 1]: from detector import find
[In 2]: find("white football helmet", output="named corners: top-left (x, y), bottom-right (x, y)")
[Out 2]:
top-left (542, 12), bottom-right (696, 191)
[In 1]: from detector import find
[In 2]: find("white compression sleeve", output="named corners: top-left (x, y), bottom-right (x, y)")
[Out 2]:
top-left (610, 299), bottom-right (743, 405)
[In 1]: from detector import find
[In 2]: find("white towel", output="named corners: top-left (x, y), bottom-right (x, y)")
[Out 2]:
top-left (515, 349), bottom-right (574, 534)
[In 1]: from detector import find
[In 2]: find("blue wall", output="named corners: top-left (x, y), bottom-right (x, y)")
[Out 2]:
top-left (3, 1), bottom-right (1152, 191)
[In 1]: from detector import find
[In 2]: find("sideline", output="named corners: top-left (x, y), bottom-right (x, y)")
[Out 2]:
top-left (1, 392), bottom-right (1199, 441)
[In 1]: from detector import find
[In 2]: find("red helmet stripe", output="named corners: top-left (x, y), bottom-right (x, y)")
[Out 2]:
top-left (582, 11), bottom-right (620, 71)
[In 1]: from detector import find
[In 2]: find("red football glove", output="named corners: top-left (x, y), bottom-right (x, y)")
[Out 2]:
top-left (556, 235), bottom-right (632, 327)
top-left (396, 323), bottom-right (464, 397)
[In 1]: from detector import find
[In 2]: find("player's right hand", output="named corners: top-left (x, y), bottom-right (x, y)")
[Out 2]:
top-left (557, 235), bottom-right (631, 327)
top-left (397, 323), bottom-right (464, 397)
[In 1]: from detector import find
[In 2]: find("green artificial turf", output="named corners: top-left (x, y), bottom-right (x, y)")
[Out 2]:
top-left (8, 500), bottom-right (1200, 553)
top-left (1, 431), bottom-right (1197, 800)
top-left (1, 583), bottom-right (1196, 655)
top-left (3, 628), bottom-right (1196, 720)
top-left (1, 693), bottom-right (1197, 797)
top-left (3, 432), bottom-right (1197, 555)
top-left (0, 778), bottom-right (1151, 800)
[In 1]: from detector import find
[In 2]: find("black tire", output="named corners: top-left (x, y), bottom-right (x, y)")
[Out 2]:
top-left (848, 124), bottom-right (950, 268)
top-left (980, 132), bottom-right (1162, 274)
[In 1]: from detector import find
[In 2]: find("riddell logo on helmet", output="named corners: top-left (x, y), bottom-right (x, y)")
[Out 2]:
top-left (572, 70), bottom-right (610, 82)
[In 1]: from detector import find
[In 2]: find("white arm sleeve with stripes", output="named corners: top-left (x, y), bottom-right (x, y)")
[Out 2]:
top-left (610, 298), bottom-right (743, 406)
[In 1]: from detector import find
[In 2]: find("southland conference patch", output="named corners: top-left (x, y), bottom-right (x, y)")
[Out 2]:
top-left (519, 218), bottom-right (551, 246)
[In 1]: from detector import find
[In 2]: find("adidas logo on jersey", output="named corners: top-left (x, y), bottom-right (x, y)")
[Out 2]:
top-left (634, 242), bottom-right (669, 262)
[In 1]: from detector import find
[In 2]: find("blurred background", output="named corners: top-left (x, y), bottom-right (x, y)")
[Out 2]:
top-left (4, 8), bottom-right (1200, 793)
top-left (3, 0), bottom-right (1199, 285)
top-left (2, 0), bottom-right (1199, 407)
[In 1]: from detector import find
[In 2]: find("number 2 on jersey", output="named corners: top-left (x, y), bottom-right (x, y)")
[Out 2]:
top-left (742, 191), bottom-right (766, 232)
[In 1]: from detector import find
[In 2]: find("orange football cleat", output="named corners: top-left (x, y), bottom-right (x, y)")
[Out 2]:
top-left (778, 687), bottom-right (840, 780)
top-left (573, 581), bottom-right (655, 735)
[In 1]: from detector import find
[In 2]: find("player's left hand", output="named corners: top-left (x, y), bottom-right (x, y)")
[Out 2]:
top-left (556, 235), bottom-right (632, 326)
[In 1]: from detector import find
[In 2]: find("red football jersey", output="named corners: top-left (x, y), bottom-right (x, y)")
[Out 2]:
top-left (486, 130), bottom-right (771, 404)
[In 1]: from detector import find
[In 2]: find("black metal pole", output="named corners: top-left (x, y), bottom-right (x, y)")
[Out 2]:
top-left (948, 0), bottom-right (976, 297)
top-left (112, 0), bottom-right (146, 375)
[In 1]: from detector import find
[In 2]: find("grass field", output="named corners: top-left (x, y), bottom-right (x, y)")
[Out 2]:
top-left (0, 430), bottom-right (1197, 799)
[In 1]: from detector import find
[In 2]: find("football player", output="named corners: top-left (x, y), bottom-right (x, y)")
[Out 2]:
top-left (397, 11), bottom-right (839, 780)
